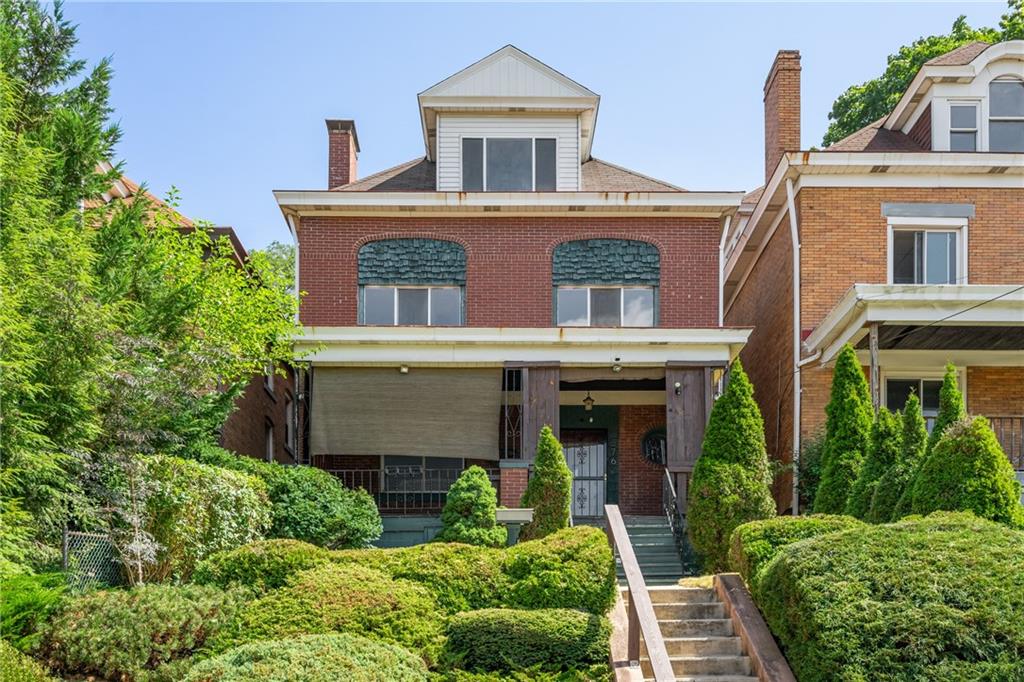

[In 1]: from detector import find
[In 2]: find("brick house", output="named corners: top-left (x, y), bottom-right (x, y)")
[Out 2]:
top-left (276, 46), bottom-right (750, 521)
top-left (723, 42), bottom-right (1024, 512)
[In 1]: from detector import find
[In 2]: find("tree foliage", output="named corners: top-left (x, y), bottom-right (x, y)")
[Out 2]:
top-left (519, 426), bottom-right (572, 541)
top-left (867, 392), bottom-right (927, 523)
top-left (822, 2), bottom-right (1022, 146)
top-left (845, 407), bottom-right (901, 520)
top-left (435, 466), bottom-right (507, 548)
top-left (813, 345), bottom-right (872, 514)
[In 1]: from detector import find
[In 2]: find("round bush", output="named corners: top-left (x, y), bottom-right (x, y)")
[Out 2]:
top-left (443, 608), bottom-right (610, 673)
top-left (504, 526), bottom-right (616, 615)
top-left (754, 512), bottom-right (1024, 681)
top-left (908, 418), bottom-right (1024, 527)
top-left (193, 539), bottom-right (330, 593)
top-left (210, 564), bottom-right (445, 665)
top-left (183, 634), bottom-right (429, 682)
top-left (434, 466), bottom-right (506, 547)
top-left (727, 515), bottom-right (865, 587)
top-left (42, 584), bottom-right (248, 681)
top-left (1, 640), bottom-right (55, 682)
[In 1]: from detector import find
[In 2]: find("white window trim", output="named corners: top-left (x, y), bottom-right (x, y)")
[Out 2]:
top-left (362, 285), bottom-right (462, 326)
top-left (556, 285), bottom-right (655, 328)
top-left (886, 217), bottom-right (968, 285)
top-left (989, 78), bottom-right (1024, 152)
top-left (880, 367), bottom-right (967, 419)
top-left (948, 100), bottom-right (979, 151)
top-left (460, 136), bottom-right (557, 191)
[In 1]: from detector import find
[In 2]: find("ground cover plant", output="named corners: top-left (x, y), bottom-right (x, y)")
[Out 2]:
top-left (193, 538), bottom-right (331, 594)
top-left (754, 512), bottom-right (1024, 681)
top-left (0, 573), bottom-right (65, 653)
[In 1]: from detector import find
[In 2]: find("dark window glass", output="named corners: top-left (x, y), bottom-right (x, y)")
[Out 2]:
top-left (535, 139), bottom-right (557, 191)
top-left (949, 131), bottom-right (977, 151)
top-left (990, 80), bottom-right (1024, 117)
top-left (989, 121), bottom-right (1024, 152)
top-left (486, 138), bottom-right (532, 191)
top-left (885, 380), bottom-right (918, 412)
top-left (892, 231), bottom-right (920, 284)
top-left (556, 288), bottom-right (588, 326)
top-left (462, 138), bottom-right (483, 191)
top-left (590, 288), bottom-right (620, 327)
top-left (430, 288), bottom-right (461, 325)
top-left (364, 287), bottom-right (395, 325)
top-left (950, 105), bottom-right (977, 129)
top-left (925, 231), bottom-right (956, 284)
top-left (921, 380), bottom-right (943, 412)
top-left (397, 288), bottom-right (428, 325)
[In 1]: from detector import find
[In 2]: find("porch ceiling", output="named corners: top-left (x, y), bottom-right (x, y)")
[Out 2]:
top-left (855, 324), bottom-right (1024, 351)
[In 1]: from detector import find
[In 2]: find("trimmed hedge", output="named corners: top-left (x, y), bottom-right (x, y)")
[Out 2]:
top-left (209, 564), bottom-right (445, 665)
top-left (443, 609), bottom-right (611, 673)
top-left (434, 466), bottom-right (506, 547)
top-left (754, 512), bottom-right (1024, 681)
top-left (727, 515), bottom-right (865, 587)
top-left (41, 584), bottom-right (248, 681)
top-left (432, 669), bottom-right (613, 682)
top-left (183, 634), bottom-right (429, 682)
top-left (1, 640), bottom-right (55, 682)
top-left (193, 539), bottom-right (330, 594)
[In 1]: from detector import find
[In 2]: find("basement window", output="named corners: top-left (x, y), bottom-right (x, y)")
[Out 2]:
top-left (462, 137), bottom-right (557, 191)
top-left (556, 286), bottom-right (655, 327)
top-left (362, 286), bottom-right (462, 326)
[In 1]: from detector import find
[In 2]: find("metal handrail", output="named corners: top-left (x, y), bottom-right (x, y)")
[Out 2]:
top-left (604, 504), bottom-right (675, 682)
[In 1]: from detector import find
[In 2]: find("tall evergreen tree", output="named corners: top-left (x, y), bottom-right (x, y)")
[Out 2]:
top-left (845, 407), bottom-right (901, 520)
top-left (867, 393), bottom-right (927, 523)
top-left (519, 426), bottom-right (572, 541)
top-left (813, 344), bottom-right (872, 514)
top-left (687, 359), bottom-right (775, 572)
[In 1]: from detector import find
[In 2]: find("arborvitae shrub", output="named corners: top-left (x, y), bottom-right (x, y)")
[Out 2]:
top-left (867, 393), bottom-right (927, 523)
top-left (797, 429), bottom-right (826, 513)
top-left (813, 344), bottom-right (872, 514)
top-left (845, 407), bottom-right (901, 519)
top-left (687, 360), bottom-right (775, 572)
top-left (434, 466), bottom-right (506, 547)
top-left (519, 426), bottom-right (571, 541)
top-left (908, 418), bottom-right (1024, 527)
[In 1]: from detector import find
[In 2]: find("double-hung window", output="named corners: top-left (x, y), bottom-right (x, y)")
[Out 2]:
top-left (462, 137), bottom-right (557, 191)
top-left (362, 286), bottom-right (462, 326)
top-left (556, 286), bottom-right (655, 327)
top-left (990, 79), bottom-right (1024, 152)
top-left (949, 103), bottom-right (979, 151)
top-left (890, 224), bottom-right (963, 285)
top-left (885, 377), bottom-right (944, 430)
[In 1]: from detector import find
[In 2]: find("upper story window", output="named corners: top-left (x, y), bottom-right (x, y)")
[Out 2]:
top-left (462, 137), bottom-right (556, 191)
top-left (890, 224), bottom-right (963, 285)
top-left (990, 79), bottom-right (1024, 152)
top-left (949, 103), bottom-right (978, 151)
top-left (552, 239), bottom-right (660, 327)
top-left (556, 286), bottom-right (654, 327)
top-left (885, 377), bottom-right (943, 428)
top-left (357, 238), bottom-right (466, 326)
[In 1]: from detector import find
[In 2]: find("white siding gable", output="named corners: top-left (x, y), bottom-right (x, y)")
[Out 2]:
top-left (422, 47), bottom-right (595, 99)
top-left (436, 114), bottom-right (580, 191)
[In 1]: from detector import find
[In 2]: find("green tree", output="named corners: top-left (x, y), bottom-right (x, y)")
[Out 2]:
top-left (687, 359), bottom-right (775, 572)
top-left (822, 1), bottom-right (1023, 146)
top-left (867, 392), bottom-right (927, 523)
top-left (813, 344), bottom-right (872, 514)
top-left (519, 426), bottom-right (572, 541)
top-left (845, 407), bottom-right (901, 519)
top-left (434, 466), bottom-right (506, 547)
top-left (251, 240), bottom-right (296, 295)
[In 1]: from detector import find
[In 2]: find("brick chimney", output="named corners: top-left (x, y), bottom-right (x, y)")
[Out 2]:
top-left (326, 119), bottom-right (359, 188)
top-left (763, 50), bottom-right (801, 182)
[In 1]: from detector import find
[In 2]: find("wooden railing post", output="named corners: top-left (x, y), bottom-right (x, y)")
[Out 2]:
top-left (627, 593), bottom-right (640, 663)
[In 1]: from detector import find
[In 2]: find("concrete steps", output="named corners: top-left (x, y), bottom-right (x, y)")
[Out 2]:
top-left (634, 586), bottom-right (756, 682)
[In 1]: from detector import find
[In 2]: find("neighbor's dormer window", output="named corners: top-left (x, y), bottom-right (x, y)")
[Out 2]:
top-left (462, 137), bottom-right (556, 191)
top-left (949, 103), bottom-right (978, 151)
top-left (989, 79), bottom-right (1024, 152)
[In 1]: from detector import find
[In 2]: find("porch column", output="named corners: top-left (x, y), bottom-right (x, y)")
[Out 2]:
top-left (521, 362), bottom-right (560, 460)
top-left (869, 322), bottom-right (880, 412)
top-left (665, 363), bottom-right (715, 472)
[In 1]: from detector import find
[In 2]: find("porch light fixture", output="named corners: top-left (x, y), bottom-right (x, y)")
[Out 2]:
top-left (582, 392), bottom-right (595, 411)
top-left (399, 365), bottom-right (410, 374)
top-left (611, 364), bottom-right (622, 373)
top-left (674, 381), bottom-right (682, 396)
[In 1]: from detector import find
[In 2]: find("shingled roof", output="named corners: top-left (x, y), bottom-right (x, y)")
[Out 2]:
top-left (825, 118), bottom-right (926, 152)
top-left (335, 157), bottom-right (684, 192)
top-left (924, 41), bottom-right (991, 66)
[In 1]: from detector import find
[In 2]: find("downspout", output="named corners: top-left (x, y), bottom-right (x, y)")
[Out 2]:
top-left (785, 177), bottom-right (802, 516)
top-left (286, 214), bottom-right (301, 323)
top-left (718, 215), bottom-right (732, 327)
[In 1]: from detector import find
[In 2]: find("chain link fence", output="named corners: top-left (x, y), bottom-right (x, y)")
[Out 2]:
top-left (62, 530), bottom-right (124, 591)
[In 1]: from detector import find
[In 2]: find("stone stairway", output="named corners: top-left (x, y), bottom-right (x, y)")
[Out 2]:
top-left (616, 516), bottom-right (685, 586)
top-left (635, 585), bottom-right (756, 681)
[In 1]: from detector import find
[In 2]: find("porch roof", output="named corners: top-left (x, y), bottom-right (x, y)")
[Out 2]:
top-left (295, 326), bottom-right (750, 366)
top-left (804, 284), bottom-right (1024, 363)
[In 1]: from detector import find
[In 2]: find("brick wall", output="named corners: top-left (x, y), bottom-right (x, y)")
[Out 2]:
top-left (327, 122), bottom-right (357, 188)
top-left (908, 103), bottom-right (932, 150)
top-left (499, 467), bottom-right (528, 507)
top-left (617, 405), bottom-right (665, 516)
top-left (220, 366), bottom-right (296, 464)
top-left (763, 50), bottom-right (801, 182)
top-left (298, 216), bottom-right (720, 328)
top-left (967, 366), bottom-right (1024, 416)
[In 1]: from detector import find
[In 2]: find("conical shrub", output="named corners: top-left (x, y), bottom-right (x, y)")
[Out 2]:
top-left (434, 466), bottom-right (507, 547)
top-left (519, 426), bottom-right (572, 541)
top-left (845, 407), bottom-right (902, 519)
top-left (867, 392), bottom-right (927, 523)
top-left (813, 344), bottom-right (872, 514)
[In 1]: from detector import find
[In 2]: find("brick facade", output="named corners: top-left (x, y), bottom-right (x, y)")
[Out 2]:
top-left (966, 367), bottom-right (1024, 416)
top-left (298, 216), bottom-right (720, 329)
top-left (617, 405), bottom-right (666, 516)
top-left (220, 366), bottom-right (297, 464)
top-left (763, 50), bottom-right (801, 182)
top-left (499, 467), bottom-right (529, 508)
top-left (327, 121), bottom-right (358, 189)
top-left (908, 103), bottom-right (932, 150)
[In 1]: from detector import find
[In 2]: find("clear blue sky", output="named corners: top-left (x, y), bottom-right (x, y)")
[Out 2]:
top-left (66, 2), bottom-right (1009, 250)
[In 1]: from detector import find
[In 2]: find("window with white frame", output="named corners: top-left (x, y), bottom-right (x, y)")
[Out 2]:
top-left (362, 286), bottom-right (462, 326)
top-left (284, 395), bottom-right (295, 452)
top-left (890, 224), bottom-right (963, 285)
top-left (989, 79), bottom-right (1024, 152)
top-left (556, 286), bottom-right (655, 327)
top-left (884, 377), bottom-right (946, 430)
top-left (462, 137), bottom-right (557, 191)
top-left (949, 102), bottom-right (979, 151)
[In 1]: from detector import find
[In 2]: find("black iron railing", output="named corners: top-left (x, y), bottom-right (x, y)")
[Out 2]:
top-left (325, 467), bottom-right (499, 514)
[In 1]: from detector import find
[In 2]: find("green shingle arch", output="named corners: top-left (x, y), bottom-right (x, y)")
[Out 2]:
top-left (552, 239), bottom-right (660, 286)
top-left (357, 238), bottom-right (466, 285)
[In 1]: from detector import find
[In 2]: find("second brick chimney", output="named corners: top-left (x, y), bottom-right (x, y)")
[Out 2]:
top-left (763, 50), bottom-right (801, 182)
top-left (326, 119), bottom-right (359, 188)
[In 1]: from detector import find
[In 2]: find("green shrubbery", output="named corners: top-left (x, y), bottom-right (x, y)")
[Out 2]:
top-left (434, 466), bottom-right (506, 547)
top-left (813, 344), bottom-right (872, 514)
top-left (195, 446), bottom-right (381, 548)
top-left (908, 418), bottom-right (1024, 527)
top-left (754, 512), bottom-right (1024, 681)
top-left (443, 609), bottom-right (610, 673)
top-left (727, 515), bottom-right (864, 587)
top-left (193, 538), bottom-right (330, 594)
top-left (519, 426), bottom-right (572, 541)
top-left (210, 564), bottom-right (445, 665)
top-left (796, 429), bottom-right (825, 513)
top-left (0, 573), bottom-right (65, 652)
top-left (867, 393), bottom-right (927, 523)
top-left (1, 640), bottom-right (55, 682)
top-left (145, 455), bottom-right (271, 581)
top-left (845, 407), bottom-right (901, 519)
top-left (687, 360), bottom-right (775, 571)
top-left (183, 634), bottom-right (429, 682)
top-left (41, 584), bottom-right (248, 681)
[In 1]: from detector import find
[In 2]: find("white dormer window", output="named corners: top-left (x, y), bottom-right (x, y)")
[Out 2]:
top-left (949, 103), bottom-right (978, 151)
top-left (462, 137), bottom-right (557, 191)
top-left (989, 79), bottom-right (1024, 152)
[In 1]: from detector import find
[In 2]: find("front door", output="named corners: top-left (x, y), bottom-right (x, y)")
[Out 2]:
top-left (562, 429), bottom-right (607, 519)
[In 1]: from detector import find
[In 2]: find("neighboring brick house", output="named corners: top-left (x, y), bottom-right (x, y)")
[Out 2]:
top-left (723, 42), bottom-right (1024, 511)
top-left (276, 46), bottom-right (750, 519)
top-left (89, 168), bottom-right (299, 464)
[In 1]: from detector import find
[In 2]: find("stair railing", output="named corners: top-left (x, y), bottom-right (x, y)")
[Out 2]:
top-left (604, 504), bottom-right (675, 682)
top-left (662, 468), bottom-right (688, 559)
